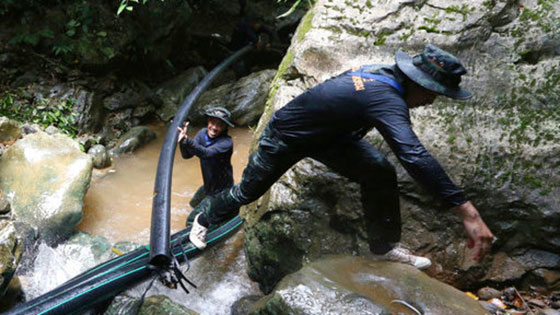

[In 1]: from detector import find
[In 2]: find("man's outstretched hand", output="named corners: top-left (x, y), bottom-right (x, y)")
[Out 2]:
top-left (454, 201), bottom-right (494, 263)
top-left (177, 121), bottom-right (189, 143)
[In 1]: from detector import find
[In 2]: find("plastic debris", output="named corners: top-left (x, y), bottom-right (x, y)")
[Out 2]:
top-left (111, 247), bottom-right (124, 255)
top-left (466, 291), bottom-right (479, 300)
top-left (489, 298), bottom-right (507, 309)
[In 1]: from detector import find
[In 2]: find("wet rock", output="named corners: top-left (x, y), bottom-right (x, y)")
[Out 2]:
top-left (244, 159), bottom-right (370, 293)
top-left (66, 232), bottom-right (113, 262)
top-left (0, 117), bottom-right (21, 145)
top-left (21, 124), bottom-right (39, 135)
top-left (104, 88), bottom-right (143, 111)
top-left (105, 110), bottom-right (135, 135)
top-left (0, 220), bottom-right (22, 299)
top-left (231, 295), bottom-right (262, 315)
top-left (17, 231), bottom-right (113, 300)
top-left (522, 268), bottom-right (560, 291)
top-left (477, 287), bottom-right (502, 300)
top-left (87, 144), bottom-right (111, 169)
top-left (250, 256), bottom-right (487, 315)
top-left (484, 251), bottom-right (527, 282)
top-left (0, 131), bottom-right (93, 244)
top-left (73, 89), bottom-right (104, 133)
top-left (155, 66), bottom-right (208, 122)
top-left (104, 295), bottom-right (140, 315)
top-left (109, 126), bottom-right (156, 157)
top-left (138, 295), bottom-right (198, 315)
top-left (479, 300), bottom-right (501, 314)
top-left (44, 125), bottom-right (61, 135)
top-left (190, 69), bottom-right (276, 127)
top-left (0, 191), bottom-right (10, 215)
top-left (0, 276), bottom-right (23, 313)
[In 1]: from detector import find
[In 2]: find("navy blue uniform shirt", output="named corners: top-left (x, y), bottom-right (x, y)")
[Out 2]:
top-left (270, 65), bottom-right (467, 208)
top-left (180, 128), bottom-right (234, 195)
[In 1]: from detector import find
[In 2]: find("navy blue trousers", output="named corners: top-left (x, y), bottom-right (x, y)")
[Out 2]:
top-left (196, 126), bottom-right (401, 252)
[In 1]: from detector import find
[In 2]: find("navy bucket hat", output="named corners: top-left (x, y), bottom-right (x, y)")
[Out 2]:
top-left (395, 44), bottom-right (473, 100)
top-left (205, 107), bottom-right (235, 127)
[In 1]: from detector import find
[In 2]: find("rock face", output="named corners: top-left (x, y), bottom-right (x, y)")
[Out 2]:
top-left (138, 295), bottom-right (198, 315)
top-left (189, 69), bottom-right (277, 127)
top-left (109, 126), bottom-right (157, 157)
top-left (249, 256), bottom-right (487, 315)
top-left (243, 0), bottom-right (560, 292)
top-left (155, 66), bottom-right (208, 122)
top-left (0, 132), bottom-right (92, 243)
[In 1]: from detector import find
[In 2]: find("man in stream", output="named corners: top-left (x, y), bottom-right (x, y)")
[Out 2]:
top-left (177, 107), bottom-right (237, 226)
top-left (188, 44), bottom-right (495, 269)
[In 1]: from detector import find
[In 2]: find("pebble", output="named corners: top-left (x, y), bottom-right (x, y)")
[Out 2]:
top-left (477, 287), bottom-right (501, 300)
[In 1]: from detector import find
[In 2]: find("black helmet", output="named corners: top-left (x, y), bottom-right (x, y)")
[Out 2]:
top-left (204, 107), bottom-right (234, 127)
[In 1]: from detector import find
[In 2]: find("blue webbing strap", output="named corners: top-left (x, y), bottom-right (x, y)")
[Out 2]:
top-left (348, 67), bottom-right (404, 95)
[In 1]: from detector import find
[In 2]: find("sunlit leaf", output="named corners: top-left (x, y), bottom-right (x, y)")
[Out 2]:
top-left (117, 2), bottom-right (127, 15)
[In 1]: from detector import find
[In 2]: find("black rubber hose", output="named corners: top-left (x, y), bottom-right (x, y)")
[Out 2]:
top-left (21, 226), bottom-right (193, 304)
top-left (5, 216), bottom-right (243, 315)
top-left (149, 45), bottom-right (253, 267)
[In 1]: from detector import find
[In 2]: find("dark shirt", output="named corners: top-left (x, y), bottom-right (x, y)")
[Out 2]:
top-left (180, 128), bottom-right (234, 195)
top-left (229, 17), bottom-right (274, 51)
top-left (269, 65), bottom-right (467, 208)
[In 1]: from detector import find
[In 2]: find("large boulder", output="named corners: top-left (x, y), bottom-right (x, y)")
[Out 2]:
top-left (242, 0), bottom-right (560, 293)
top-left (109, 126), bottom-right (157, 157)
top-left (190, 69), bottom-right (276, 127)
top-left (249, 256), bottom-right (487, 314)
top-left (0, 132), bottom-right (93, 243)
top-left (0, 117), bottom-right (21, 145)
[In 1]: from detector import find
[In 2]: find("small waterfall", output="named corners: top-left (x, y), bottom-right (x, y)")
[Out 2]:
top-left (18, 241), bottom-right (104, 300)
top-left (125, 232), bottom-right (260, 314)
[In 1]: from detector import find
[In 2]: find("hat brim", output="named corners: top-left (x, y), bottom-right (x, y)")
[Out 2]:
top-left (205, 113), bottom-right (235, 127)
top-left (395, 49), bottom-right (473, 100)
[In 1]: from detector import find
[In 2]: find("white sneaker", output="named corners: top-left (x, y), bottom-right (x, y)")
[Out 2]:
top-left (377, 247), bottom-right (432, 270)
top-left (189, 214), bottom-right (208, 250)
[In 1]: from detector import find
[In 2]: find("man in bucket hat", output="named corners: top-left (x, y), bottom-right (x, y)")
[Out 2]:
top-left (178, 107), bottom-right (237, 227)
top-left (189, 44), bottom-right (494, 269)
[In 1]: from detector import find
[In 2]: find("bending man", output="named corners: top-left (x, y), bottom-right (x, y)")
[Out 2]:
top-left (189, 44), bottom-right (494, 269)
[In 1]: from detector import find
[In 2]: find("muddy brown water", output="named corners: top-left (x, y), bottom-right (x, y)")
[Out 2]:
top-left (77, 124), bottom-right (253, 244)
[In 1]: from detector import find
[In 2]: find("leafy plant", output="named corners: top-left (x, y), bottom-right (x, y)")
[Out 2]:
top-left (8, 28), bottom-right (54, 47)
top-left (0, 93), bottom-right (80, 137)
top-left (118, 0), bottom-right (149, 15)
top-left (52, 36), bottom-right (74, 56)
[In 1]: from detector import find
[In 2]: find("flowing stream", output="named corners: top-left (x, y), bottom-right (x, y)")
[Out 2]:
top-left (78, 123), bottom-right (253, 244)
top-left (19, 123), bottom-right (261, 314)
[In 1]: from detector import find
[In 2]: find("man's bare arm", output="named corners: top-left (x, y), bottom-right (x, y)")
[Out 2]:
top-left (453, 201), bottom-right (494, 263)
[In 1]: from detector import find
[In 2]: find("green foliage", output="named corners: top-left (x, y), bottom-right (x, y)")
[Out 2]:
top-left (9, 28), bottom-right (54, 46)
top-left (444, 4), bottom-right (473, 22)
top-left (374, 33), bottom-right (387, 46)
top-left (117, 0), bottom-right (149, 15)
top-left (0, 92), bottom-right (79, 137)
top-left (418, 25), bottom-right (440, 33)
top-left (52, 36), bottom-right (74, 56)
